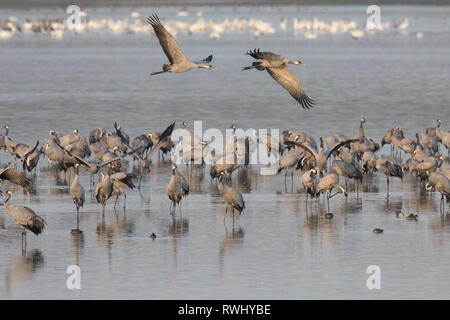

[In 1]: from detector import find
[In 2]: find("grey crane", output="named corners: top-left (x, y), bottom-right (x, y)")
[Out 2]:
top-left (95, 171), bottom-right (114, 216)
top-left (316, 173), bottom-right (348, 213)
top-left (409, 155), bottom-right (443, 180)
top-left (375, 160), bottom-right (403, 197)
top-left (242, 48), bottom-right (315, 109)
top-left (435, 119), bottom-right (450, 157)
top-left (0, 166), bottom-right (31, 190)
top-left (425, 171), bottom-right (449, 213)
top-left (361, 150), bottom-right (377, 174)
top-left (0, 126), bottom-right (6, 150)
top-left (147, 14), bottom-right (214, 75)
top-left (113, 122), bottom-right (130, 146)
top-left (1, 190), bottom-right (45, 251)
top-left (277, 149), bottom-right (302, 187)
top-left (148, 131), bottom-right (175, 161)
top-left (89, 127), bottom-right (106, 144)
top-left (99, 132), bottom-right (128, 154)
top-left (70, 163), bottom-right (85, 234)
top-left (301, 168), bottom-right (319, 206)
top-left (2, 128), bottom-right (39, 168)
top-left (174, 164), bottom-right (189, 197)
top-left (111, 171), bottom-right (136, 210)
top-left (3, 125), bottom-right (17, 156)
top-left (58, 129), bottom-right (81, 147)
top-left (331, 157), bottom-right (363, 194)
top-left (89, 143), bottom-right (106, 161)
top-left (6, 140), bottom-right (40, 172)
top-left (217, 172), bottom-right (245, 227)
top-left (128, 122), bottom-right (175, 187)
top-left (418, 132), bottom-right (439, 155)
top-left (167, 165), bottom-right (182, 215)
top-left (382, 126), bottom-right (404, 156)
top-left (285, 136), bottom-right (359, 177)
top-left (131, 133), bottom-right (153, 159)
top-left (21, 141), bottom-right (40, 172)
top-left (0, 144), bottom-right (38, 191)
top-left (54, 139), bottom-right (134, 187)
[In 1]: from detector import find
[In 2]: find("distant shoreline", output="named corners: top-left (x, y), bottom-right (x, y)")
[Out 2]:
top-left (0, 1), bottom-right (448, 9)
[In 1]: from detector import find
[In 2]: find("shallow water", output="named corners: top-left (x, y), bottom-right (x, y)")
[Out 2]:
top-left (0, 5), bottom-right (450, 299)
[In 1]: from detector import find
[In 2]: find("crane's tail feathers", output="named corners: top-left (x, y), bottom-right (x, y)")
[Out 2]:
top-left (28, 216), bottom-right (46, 235)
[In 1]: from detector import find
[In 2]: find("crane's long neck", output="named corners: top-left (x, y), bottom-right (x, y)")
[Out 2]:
top-left (357, 122), bottom-right (365, 138)
top-left (72, 167), bottom-right (80, 186)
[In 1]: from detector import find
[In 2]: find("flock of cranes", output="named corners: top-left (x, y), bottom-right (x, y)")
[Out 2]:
top-left (0, 13), bottom-right (448, 253)
top-left (0, 117), bottom-right (449, 251)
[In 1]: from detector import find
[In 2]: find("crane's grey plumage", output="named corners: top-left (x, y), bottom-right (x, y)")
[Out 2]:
top-left (167, 165), bottom-right (182, 215)
top-left (174, 164), bottom-right (189, 197)
top-left (277, 149), bottom-right (301, 186)
top-left (95, 172), bottom-right (114, 216)
top-left (89, 127), bottom-right (106, 144)
top-left (217, 173), bottom-right (245, 227)
top-left (54, 139), bottom-right (135, 186)
top-left (0, 144), bottom-right (37, 190)
top-left (128, 122), bottom-right (175, 187)
top-left (375, 159), bottom-right (403, 197)
top-left (147, 14), bottom-right (214, 75)
top-left (301, 169), bottom-right (319, 206)
top-left (111, 171), bottom-right (136, 210)
top-left (316, 173), bottom-right (348, 212)
top-left (242, 48), bottom-right (315, 109)
top-left (0, 167), bottom-right (31, 190)
top-left (285, 136), bottom-right (359, 177)
top-left (435, 119), bottom-right (450, 157)
top-left (113, 122), bottom-right (130, 145)
top-left (1, 190), bottom-right (45, 250)
top-left (70, 164), bottom-right (85, 233)
top-left (426, 171), bottom-right (450, 212)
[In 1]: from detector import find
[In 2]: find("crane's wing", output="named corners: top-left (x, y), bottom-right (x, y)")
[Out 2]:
top-left (325, 139), bottom-right (360, 160)
top-left (22, 140), bottom-right (39, 171)
top-left (266, 65), bottom-right (315, 110)
top-left (144, 121), bottom-right (176, 161)
top-left (0, 167), bottom-right (31, 189)
top-left (147, 14), bottom-right (187, 64)
top-left (54, 140), bottom-right (92, 168)
top-left (386, 161), bottom-right (403, 180)
top-left (284, 140), bottom-right (317, 162)
top-left (113, 122), bottom-right (128, 144)
top-left (245, 48), bottom-right (268, 60)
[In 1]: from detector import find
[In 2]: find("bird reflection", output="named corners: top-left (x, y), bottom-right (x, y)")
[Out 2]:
top-left (168, 217), bottom-right (189, 272)
top-left (96, 215), bottom-right (135, 264)
top-left (185, 167), bottom-right (204, 194)
top-left (71, 232), bottom-right (85, 266)
top-left (4, 249), bottom-right (44, 297)
top-left (219, 227), bottom-right (244, 273)
top-left (383, 196), bottom-right (403, 212)
top-left (236, 167), bottom-right (254, 193)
